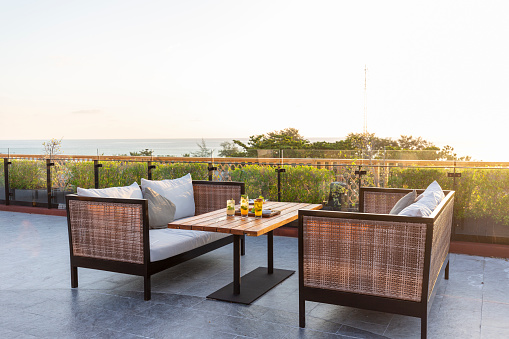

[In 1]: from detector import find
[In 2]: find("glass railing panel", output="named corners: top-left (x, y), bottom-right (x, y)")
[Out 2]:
top-left (151, 160), bottom-right (208, 181)
top-left (8, 158), bottom-right (46, 204)
top-left (0, 158), bottom-right (5, 201)
top-left (279, 163), bottom-right (332, 204)
top-left (99, 160), bottom-right (147, 188)
top-left (453, 168), bottom-right (509, 243)
top-left (51, 159), bottom-right (94, 206)
top-left (223, 162), bottom-right (278, 201)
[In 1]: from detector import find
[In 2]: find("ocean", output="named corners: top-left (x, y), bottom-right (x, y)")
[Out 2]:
top-left (0, 138), bottom-right (340, 157)
top-left (0, 138), bottom-right (246, 157)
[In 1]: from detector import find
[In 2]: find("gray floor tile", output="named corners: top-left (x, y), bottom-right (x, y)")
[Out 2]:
top-left (1, 211), bottom-right (509, 338)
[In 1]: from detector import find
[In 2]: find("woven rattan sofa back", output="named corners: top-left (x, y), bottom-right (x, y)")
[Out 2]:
top-left (360, 187), bottom-right (452, 214)
top-left (300, 188), bottom-right (455, 302)
top-left (66, 181), bottom-right (245, 263)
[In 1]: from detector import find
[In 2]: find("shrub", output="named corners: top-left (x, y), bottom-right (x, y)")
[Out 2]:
top-left (99, 161), bottom-right (147, 188)
top-left (64, 161), bottom-right (95, 191)
top-left (152, 162), bottom-right (209, 181)
top-left (229, 164), bottom-right (335, 204)
top-left (9, 160), bottom-right (46, 189)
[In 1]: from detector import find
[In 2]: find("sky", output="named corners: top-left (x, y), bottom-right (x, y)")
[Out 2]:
top-left (1, 0), bottom-right (508, 161)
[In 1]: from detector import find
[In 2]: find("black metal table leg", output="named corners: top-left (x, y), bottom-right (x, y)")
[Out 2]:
top-left (233, 234), bottom-right (241, 295)
top-left (207, 231), bottom-right (294, 305)
top-left (268, 231), bottom-right (273, 274)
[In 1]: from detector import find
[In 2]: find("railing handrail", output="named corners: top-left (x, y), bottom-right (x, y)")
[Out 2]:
top-left (2, 153), bottom-right (509, 168)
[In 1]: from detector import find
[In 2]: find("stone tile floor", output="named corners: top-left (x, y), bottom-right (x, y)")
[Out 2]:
top-left (1, 211), bottom-right (509, 338)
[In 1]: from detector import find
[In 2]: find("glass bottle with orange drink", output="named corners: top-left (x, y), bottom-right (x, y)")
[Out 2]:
top-left (240, 194), bottom-right (249, 217)
top-left (254, 197), bottom-right (263, 218)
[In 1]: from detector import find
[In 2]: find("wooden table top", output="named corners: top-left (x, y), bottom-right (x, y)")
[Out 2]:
top-left (168, 201), bottom-right (322, 237)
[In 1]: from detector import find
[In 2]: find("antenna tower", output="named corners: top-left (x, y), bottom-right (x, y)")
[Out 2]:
top-left (363, 65), bottom-right (368, 135)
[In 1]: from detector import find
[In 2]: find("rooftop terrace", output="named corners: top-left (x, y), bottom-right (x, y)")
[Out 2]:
top-left (1, 210), bottom-right (509, 338)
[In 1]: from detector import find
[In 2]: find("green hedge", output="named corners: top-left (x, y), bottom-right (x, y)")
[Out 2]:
top-left (5, 159), bottom-right (509, 226)
top-left (152, 162), bottom-right (209, 181)
top-left (229, 164), bottom-right (334, 203)
top-left (387, 167), bottom-right (509, 225)
top-left (9, 160), bottom-right (46, 189)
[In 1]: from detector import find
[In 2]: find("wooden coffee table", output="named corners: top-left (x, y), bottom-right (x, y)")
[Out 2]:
top-left (168, 201), bottom-right (322, 304)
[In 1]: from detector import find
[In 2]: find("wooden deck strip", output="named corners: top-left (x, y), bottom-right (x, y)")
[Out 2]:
top-left (168, 201), bottom-right (322, 236)
top-left (240, 203), bottom-right (322, 236)
top-left (235, 203), bottom-right (321, 236)
top-left (167, 208), bottom-right (226, 229)
top-left (200, 202), bottom-right (293, 233)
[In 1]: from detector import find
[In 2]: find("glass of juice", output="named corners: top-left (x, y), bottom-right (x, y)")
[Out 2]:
top-left (240, 194), bottom-right (249, 217)
top-left (254, 198), bottom-right (263, 218)
top-left (227, 199), bottom-right (235, 217)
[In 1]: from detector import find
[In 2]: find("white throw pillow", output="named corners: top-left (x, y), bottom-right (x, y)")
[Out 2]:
top-left (144, 187), bottom-right (176, 229)
top-left (389, 190), bottom-right (416, 215)
top-left (141, 173), bottom-right (195, 220)
top-left (77, 182), bottom-right (143, 199)
top-left (398, 181), bottom-right (445, 217)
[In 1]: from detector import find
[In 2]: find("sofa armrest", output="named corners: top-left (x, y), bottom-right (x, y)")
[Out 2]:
top-left (66, 195), bottom-right (149, 264)
top-left (428, 192), bottom-right (454, 299)
top-left (192, 181), bottom-right (245, 216)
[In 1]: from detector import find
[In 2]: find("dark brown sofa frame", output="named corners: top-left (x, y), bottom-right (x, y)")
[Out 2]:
top-left (298, 187), bottom-right (455, 339)
top-left (66, 180), bottom-right (245, 300)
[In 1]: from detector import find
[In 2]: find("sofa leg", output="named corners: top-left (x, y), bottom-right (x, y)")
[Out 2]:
top-left (241, 235), bottom-right (246, 256)
top-left (71, 266), bottom-right (78, 288)
top-left (299, 296), bottom-right (305, 328)
top-left (445, 260), bottom-right (450, 280)
top-left (421, 315), bottom-right (427, 339)
top-left (144, 276), bottom-right (151, 301)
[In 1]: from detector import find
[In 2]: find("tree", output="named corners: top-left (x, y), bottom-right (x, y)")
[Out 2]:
top-left (129, 149), bottom-right (154, 156)
top-left (191, 139), bottom-right (212, 157)
top-left (42, 138), bottom-right (63, 158)
top-left (218, 141), bottom-right (244, 157)
top-left (219, 128), bottom-right (470, 160)
top-left (232, 128), bottom-right (310, 154)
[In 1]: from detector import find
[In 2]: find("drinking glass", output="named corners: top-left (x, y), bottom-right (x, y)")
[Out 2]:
top-left (240, 195), bottom-right (249, 217)
top-left (227, 199), bottom-right (235, 217)
top-left (254, 198), bottom-right (263, 218)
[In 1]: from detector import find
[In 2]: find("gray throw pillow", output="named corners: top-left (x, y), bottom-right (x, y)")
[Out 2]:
top-left (144, 187), bottom-right (177, 229)
top-left (389, 190), bottom-right (417, 215)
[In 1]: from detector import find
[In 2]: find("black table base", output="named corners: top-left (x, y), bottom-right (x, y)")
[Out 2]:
top-left (207, 267), bottom-right (294, 304)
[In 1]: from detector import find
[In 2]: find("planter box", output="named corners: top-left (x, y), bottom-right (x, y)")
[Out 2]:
top-left (455, 217), bottom-right (509, 244)
top-left (13, 189), bottom-right (35, 202)
top-left (34, 189), bottom-right (48, 203)
top-left (52, 189), bottom-right (74, 205)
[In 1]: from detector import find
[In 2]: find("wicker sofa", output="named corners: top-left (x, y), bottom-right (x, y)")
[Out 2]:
top-left (298, 187), bottom-right (455, 339)
top-left (66, 180), bottom-right (245, 300)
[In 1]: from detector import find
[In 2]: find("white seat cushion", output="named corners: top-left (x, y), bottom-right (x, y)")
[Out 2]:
top-left (149, 228), bottom-right (230, 262)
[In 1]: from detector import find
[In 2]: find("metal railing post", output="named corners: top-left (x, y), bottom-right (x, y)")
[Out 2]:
top-left (275, 167), bottom-right (286, 202)
top-left (448, 161), bottom-right (461, 241)
top-left (147, 161), bottom-right (156, 180)
top-left (46, 159), bottom-right (55, 209)
top-left (355, 165), bottom-right (367, 189)
top-left (208, 162), bottom-right (217, 181)
top-left (4, 158), bottom-right (11, 205)
top-left (94, 160), bottom-right (102, 189)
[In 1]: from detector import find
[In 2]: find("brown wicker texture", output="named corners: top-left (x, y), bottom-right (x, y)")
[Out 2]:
top-left (428, 196), bottom-right (454, 299)
top-left (193, 183), bottom-right (242, 216)
top-left (68, 199), bottom-right (144, 264)
top-left (302, 215), bottom-right (427, 302)
top-left (363, 191), bottom-right (408, 214)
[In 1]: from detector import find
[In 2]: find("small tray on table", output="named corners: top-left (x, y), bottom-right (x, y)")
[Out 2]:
top-left (234, 209), bottom-right (281, 218)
